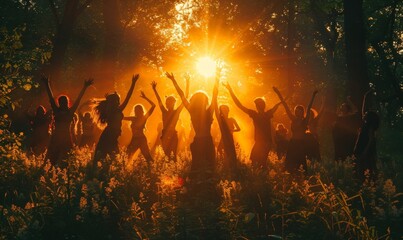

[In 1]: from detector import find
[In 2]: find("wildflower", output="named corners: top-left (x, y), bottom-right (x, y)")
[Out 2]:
top-left (383, 179), bottom-right (396, 198)
top-left (79, 197), bottom-right (87, 209)
top-left (24, 202), bottom-right (34, 210)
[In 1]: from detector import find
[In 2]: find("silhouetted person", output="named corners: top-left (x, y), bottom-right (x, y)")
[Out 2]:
top-left (151, 77), bottom-right (188, 159)
top-left (215, 103), bottom-right (240, 176)
top-left (306, 104), bottom-right (324, 162)
top-left (275, 123), bottom-right (288, 160)
top-left (124, 90), bottom-right (155, 164)
top-left (354, 89), bottom-right (380, 180)
top-left (92, 74), bottom-right (138, 168)
top-left (166, 71), bottom-right (218, 179)
top-left (29, 105), bottom-right (51, 156)
top-left (273, 87), bottom-right (318, 173)
top-left (42, 76), bottom-right (93, 166)
top-left (70, 112), bottom-right (79, 146)
top-left (225, 83), bottom-right (281, 169)
top-left (332, 96), bottom-right (360, 161)
top-left (77, 101), bottom-right (97, 148)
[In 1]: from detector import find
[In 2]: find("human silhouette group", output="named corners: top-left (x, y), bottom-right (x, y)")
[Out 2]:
top-left (23, 70), bottom-right (379, 180)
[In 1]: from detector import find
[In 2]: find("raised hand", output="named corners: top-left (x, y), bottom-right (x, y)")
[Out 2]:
top-left (313, 90), bottom-right (319, 95)
top-left (165, 72), bottom-right (175, 81)
top-left (140, 91), bottom-right (147, 99)
top-left (84, 78), bottom-right (94, 87)
top-left (222, 82), bottom-right (231, 90)
top-left (272, 86), bottom-right (281, 95)
top-left (184, 72), bottom-right (190, 80)
top-left (132, 74), bottom-right (140, 84)
top-left (151, 81), bottom-right (157, 90)
top-left (41, 75), bottom-right (49, 84)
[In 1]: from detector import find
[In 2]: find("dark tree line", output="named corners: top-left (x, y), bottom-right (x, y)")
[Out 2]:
top-left (0, 0), bottom-right (402, 126)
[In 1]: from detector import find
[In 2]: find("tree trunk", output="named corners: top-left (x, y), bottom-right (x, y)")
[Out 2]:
top-left (343, 0), bottom-right (369, 110)
top-left (100, 0), bottom-right (123, 91)
top-left (44, 0), bottom-right (80, 88)
top-left (286, 0), bottom-right (296, 96)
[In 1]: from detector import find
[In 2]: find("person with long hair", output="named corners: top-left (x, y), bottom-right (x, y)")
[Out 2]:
top-left (124, 90), bottom-right (156, 163)
top-left (151, 76), bottom-right (188, 159)
top-left (41, 76), bottom-right (93, 166)
top-left (92, 74), bottom-right (138, 168)
top-left (273, 87), bottom-right (318, 173)
top-left (166, 71), bottom-right (218, 179)
top-left (215, 100), bottom-right (241, 176)
top-left (224, 83), bottom-right (282, 169)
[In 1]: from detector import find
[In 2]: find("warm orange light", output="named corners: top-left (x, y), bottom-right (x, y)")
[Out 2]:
top-left (196, 56), bottom-right (216, 78)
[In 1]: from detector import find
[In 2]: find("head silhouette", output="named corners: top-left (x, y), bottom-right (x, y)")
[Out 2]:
top-left (294, 105), bottom-right (305, 119)
top-left (58, 95), bottom-right (69, 110)
top-left (134, 104), bottom-right (144, 117)
top-left (83, 112), bottom-right (92, 120)
top-left (106, 93), bottom-right (120, 108)
top-left (189, 91), bottom-right (209, 111)
top-left (36, 105), bottom-right (46, 117)
top-left (254, 98), bottom-right (266, 113)
top-left (166, 96), bottom-right (176, 110)
top-left (363, 111), bottom-right (380, 130)
top-left (219, 105), bottom-right (230, 118)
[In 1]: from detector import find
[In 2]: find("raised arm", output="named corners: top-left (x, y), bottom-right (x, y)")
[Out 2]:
top-left (209, 67), bottom-right (221, 118)
top-left (151, 81), bottom-right (166, 112)
top-left (176, 74), bottom-right (190, 112)
top-left (41, 76), bottom-right (57, 111)
top-left (70, 78), bottom-right (94, 113)
top-left (166, 72), bottom-right (190, 110)
top-left (223, 82), bottom-right (254, 115)
top-left (120, 74), bottom-right (139, 111)
top-left (305, 90), bottom-right (318, 123)
top-left (362, 89), bottom-right (373, 117)
top-left (141, 90), bottom-right (156, 118)
top-left (273, 87), bottom-right (294, 121)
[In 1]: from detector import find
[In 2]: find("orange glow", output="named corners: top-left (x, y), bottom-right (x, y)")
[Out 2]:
top-left (196, 56), bottom-right (216, 78)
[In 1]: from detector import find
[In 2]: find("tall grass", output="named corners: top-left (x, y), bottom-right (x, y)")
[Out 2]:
top-left (0, 142), bottom-right (401, 239)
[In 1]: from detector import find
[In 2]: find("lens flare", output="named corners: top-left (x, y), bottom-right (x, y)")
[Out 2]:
top-left (196, 56), bottom-right (216, 78)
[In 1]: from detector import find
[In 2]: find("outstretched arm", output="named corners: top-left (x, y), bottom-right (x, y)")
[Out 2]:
top-left (41, 76), bottom-right (58, 111)
top-left (176, 74), bottom-right (190, 112)
top-left (166, 72), bottom-right (190, 110)
top-left (71, 78), bottom-right (94, 113)
top-left (223, 82), bottom-right (254, 115)
top-left (305, 90), bottom-right (318, 122)
top-left (362, 89), bottom-right (373, 117)
top-left (273, 87), bottom-right (294, 121)
top-left (141, 91), bottom-right (156, 118)
top-left (151, 81), bottom-right (166, 112)
top-left (209, 67), bottom-right (221, 118)
top-left (120, 74), bottom-right (139, 111)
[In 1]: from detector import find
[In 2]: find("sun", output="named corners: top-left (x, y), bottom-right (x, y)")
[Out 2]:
top-left (196, 56), bottom-right (216, 78)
